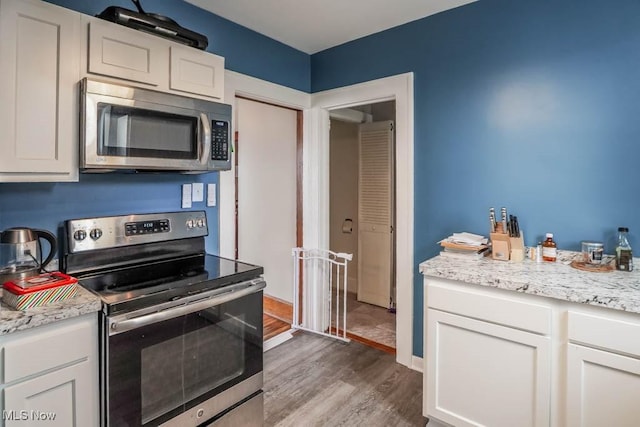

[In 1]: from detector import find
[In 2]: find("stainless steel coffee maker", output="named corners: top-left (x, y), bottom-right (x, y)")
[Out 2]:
top-left (0, 227), bottom-right (57, 284)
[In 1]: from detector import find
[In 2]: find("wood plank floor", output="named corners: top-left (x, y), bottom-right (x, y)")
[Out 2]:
top-left (342, 291), bottom-right (396, 349)
top-left (263, 331), bottom-right (426, 427)
top-left (264, 314), bottom-right (291, 341)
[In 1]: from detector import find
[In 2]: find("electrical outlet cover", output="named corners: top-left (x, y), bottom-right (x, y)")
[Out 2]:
top-left (182, 184), bottom-right (192, 208)
top-left (192, 183), bottom-right (204, 202)
top-left (207, 183), bottom-right (216, 207)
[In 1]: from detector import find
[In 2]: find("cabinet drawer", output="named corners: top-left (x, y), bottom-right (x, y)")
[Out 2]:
top-left (426, 279), bottom-right (551, 335)
top-left (2, 315), bottom-right (94, 384)
top-left (568, 311), bottom-right (640, 357)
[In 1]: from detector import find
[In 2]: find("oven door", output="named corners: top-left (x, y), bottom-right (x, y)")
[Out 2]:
top-left (104, 279), bottom-right (265, 427)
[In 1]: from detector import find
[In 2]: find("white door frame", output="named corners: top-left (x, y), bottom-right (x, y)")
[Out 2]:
top-left (221, 71), bottom-right (415, 370)
top-left (220, 70), bottom-right (311, 259)
top-left (310, 73), bottom-right (415, 368)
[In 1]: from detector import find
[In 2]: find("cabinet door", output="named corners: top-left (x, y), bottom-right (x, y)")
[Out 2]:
top-left (566, 343), bottom-right (640, 427)
top-left (170, 45), bottom-right (224, 99)
top-left (0, 0), bottom-right (79, 179)
top-left (3, 360), bottom-right (97, 427)
top-left (426, 309), bottom-right (551, 427)
top-left (87, 18), bottom-right (167, 86)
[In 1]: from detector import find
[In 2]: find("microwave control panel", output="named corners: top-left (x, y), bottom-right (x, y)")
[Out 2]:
top-left (211, 121), bottom-right (229, 161)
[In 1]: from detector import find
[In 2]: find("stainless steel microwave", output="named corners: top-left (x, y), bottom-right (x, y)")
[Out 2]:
top-left (80, 78), bottom-right (231, 173)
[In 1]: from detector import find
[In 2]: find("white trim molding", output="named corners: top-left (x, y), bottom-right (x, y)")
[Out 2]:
top-left (412, 356), bottom-right (424, 373)
top-left (310, 73), bottom-right (415, 368)
top-left (222, 71), bottom-right (415, 369)
top-left (220, 70), bottom-right (311, 259)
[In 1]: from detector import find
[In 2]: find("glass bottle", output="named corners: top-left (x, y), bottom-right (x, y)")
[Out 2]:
top-left (616, 227), bottom-right (633, 272)
top-left (542, 233), bottom-right (557, 262)
top-left (536, 242), bottom-right (543, 263)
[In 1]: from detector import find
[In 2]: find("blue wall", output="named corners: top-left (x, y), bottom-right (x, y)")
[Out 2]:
top-left (0, 1), bottom-right (310, 257)
top-left (0, 174), bottom-right (220, 254)
top-left (312, 0), bottom-right (640, 357)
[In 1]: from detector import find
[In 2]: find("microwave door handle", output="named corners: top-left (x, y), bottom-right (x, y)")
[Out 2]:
top-left (199, 113), bottom-right (211, 165)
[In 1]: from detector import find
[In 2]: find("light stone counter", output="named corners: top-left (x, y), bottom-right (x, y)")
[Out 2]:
top-left (0, 285), bottom-right (102, 336)
top-left (419, 250), bottom-right (640, 314)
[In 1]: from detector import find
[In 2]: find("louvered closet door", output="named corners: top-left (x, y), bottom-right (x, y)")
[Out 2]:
top-left (357, 121), bottom-right (394, 308)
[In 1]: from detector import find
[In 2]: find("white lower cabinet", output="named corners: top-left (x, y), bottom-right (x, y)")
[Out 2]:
top-left (0, 314), bottom-right (98, 427)
top-left (565, 311), bottom-right (640, 427)
top-left (566, 344), bottom-right (640, 427)
top-left (427, 309), bottom-right (550, 427)
top-left (424, 277), bottom-right (640, 427)
top-left (4, 361), bottom-right (93, 427)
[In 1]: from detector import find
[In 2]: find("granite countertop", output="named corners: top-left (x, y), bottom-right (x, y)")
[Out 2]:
top-left (419, 251), bottom-right (640, 314)
top-left (0, 285), bottom-right (102, 337)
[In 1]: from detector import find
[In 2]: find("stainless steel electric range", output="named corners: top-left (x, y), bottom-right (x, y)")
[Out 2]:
top-left (61, 211), bottom-right (265, 427)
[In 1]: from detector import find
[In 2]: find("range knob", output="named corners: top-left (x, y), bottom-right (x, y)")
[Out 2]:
top-left (90, 228), bottom-right (103, 240)
top-left (186, 220), bottom-right (194, 229)
top-left (196, 218), bottom-right (206, 228)
top-left (73, 230), bottom-right (87, 241)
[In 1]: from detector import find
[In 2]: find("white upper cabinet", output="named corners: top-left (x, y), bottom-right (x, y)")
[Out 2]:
top-left (86, 17), bottom-right (167, 87)
top-left (0, 0), bottom-right (80, 182)
top-left (0, 1), bottom-right (225, 183)
top-left (170, 45), bottom-right (224, 99)
top-left (83, 15), bottom-right (225, 101)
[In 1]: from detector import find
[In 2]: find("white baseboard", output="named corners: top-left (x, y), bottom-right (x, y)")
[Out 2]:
top-left (264, 330), bottom-right (294, 352)
top-left (411, 355), bottom-right (424, 373)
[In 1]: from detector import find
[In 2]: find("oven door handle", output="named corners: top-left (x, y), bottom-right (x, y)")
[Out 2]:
top-left (109, 280), bottom-right (265, 335)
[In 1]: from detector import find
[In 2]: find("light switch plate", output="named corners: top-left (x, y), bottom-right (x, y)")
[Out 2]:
top-left (207, 183), bottom-right (216, 207)
top-left (192, 183), bottom-right (204, 202)
top-left (182, 184), bottom-right (192, 208)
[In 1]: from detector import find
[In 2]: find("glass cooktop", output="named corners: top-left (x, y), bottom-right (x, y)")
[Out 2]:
top-left (78, 254), bottom-right (263, 315)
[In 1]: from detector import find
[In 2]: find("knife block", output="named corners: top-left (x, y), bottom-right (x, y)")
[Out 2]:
top-left (509, 233), bottom-right (525, 262)
top-left (490, 233), bottom-right (511, 261)
top-left (491, 232), bottom-right (525, 262)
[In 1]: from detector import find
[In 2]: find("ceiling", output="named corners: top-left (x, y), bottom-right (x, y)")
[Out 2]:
top-left (184, 0), bottom-right (477, 54)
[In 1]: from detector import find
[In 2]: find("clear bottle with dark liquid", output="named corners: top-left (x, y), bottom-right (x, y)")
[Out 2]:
top-left (616, 227), bottom-right (633, 272)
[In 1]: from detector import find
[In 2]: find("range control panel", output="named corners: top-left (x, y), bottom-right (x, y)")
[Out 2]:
top-left (125, 219), bottom-right (170, 236)
top-left (211, 120), bottom-right (229, 161)
top-left (66, 211), bottom-right (208, 253)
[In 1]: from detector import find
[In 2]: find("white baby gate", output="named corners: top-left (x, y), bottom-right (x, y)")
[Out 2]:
top-left (292, 248), bottom-right (352, 342)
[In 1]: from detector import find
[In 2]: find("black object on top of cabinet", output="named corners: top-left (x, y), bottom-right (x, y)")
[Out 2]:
top-left (97, 0), bottom-right (209, 50)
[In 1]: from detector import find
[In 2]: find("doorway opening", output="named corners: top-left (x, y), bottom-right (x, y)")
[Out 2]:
top-left (329, 100), bottom-right (397, 353)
